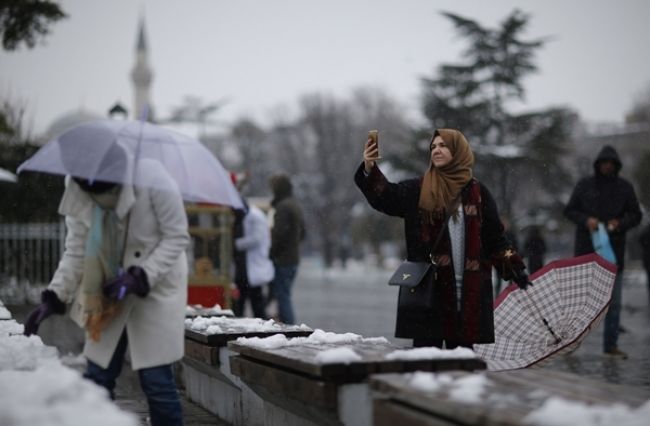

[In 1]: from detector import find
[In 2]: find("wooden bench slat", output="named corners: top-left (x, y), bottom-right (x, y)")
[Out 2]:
top-left (229, 340), bottom-right (485, 383)
top-left (371, 370), bottom-right (650, 426)
top-left (185, 327), bottom-right (312, 346)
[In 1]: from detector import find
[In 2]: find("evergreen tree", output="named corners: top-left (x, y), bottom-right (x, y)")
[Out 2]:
top-left (0, 0), bottom-right (66, 51)
top-left (413, 9), bottom-right (574, 217)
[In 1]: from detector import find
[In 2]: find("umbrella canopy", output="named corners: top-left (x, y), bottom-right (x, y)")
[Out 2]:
top-left (0, 167), bottom-right (17, 183)
top-left (474, 253), bottom-right (617, 371)
top-left (17, 119), bottom-right (243, 208)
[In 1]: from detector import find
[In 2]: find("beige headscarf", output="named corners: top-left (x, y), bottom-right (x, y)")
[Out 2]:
top-left (418, 129), bottom-right (474, 220)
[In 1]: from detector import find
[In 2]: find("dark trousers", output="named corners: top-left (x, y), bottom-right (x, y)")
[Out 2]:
top-left (234, 284), bottom-right (267, 319)
top-left (603, 273), bottom-right (623, 352)
top-left (270, 265), bottom-right (298, 324)
top-left (84, 332), bottom-right (183, 426)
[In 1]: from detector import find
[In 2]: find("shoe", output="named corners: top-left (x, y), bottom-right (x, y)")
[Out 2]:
top-left (604, 347), bottom-right (629, 359)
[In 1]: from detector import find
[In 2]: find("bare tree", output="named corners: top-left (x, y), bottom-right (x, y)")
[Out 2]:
top-left (626, 83), bottom-right (650, 124)
top-left (230, 117), bottom-right (268, 195)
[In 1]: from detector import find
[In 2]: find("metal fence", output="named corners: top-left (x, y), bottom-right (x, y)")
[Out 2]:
top-left (0, 222), bottom-right (66, 287)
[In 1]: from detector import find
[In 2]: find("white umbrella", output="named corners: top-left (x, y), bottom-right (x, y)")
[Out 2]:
top-left (17, 119), bottom-right (242, 208)
top-left (473, 253), bottom-right (617, 371)
top-left (0, 167), bottom-right (17, 183)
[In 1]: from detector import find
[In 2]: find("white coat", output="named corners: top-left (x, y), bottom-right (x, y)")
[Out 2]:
top-left (48, 159), bottom-right (190, 370)
top-left (235, 205), bottom-right (274, 287)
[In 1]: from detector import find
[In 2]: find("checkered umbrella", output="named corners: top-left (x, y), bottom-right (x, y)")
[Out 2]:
top-left (473, 253), bottom-right (617, 371)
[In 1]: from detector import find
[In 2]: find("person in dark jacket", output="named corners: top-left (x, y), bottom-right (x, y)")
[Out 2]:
top-left (268, 174), bottom-right (305, 324)
top-left (564, 145), bottom-right (642, 358)
top-left (638, 223), bottom-right (650, 305)
top-left (523, 226), bottom-right (547, 274)
top-left (355, 128), bottom-right (529, 349)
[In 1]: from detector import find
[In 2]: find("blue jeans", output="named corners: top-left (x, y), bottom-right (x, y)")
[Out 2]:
top-left (271, 265), bottom-right (298, 324)
top-left (84, 332), bottom-right (183, 426)
top-left (603, 273), bottom-right (623, 352)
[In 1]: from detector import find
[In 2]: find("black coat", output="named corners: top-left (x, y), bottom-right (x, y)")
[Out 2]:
top-left (564, 146), bottom-right (642, 271)
top-left (639, 224), bottom-right (650, 268)
top-left (355, 164), bottom-right (517, 343)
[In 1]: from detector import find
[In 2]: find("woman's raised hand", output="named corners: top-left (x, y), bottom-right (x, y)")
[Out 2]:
top-left (363, 135), bottom-right (381, 173)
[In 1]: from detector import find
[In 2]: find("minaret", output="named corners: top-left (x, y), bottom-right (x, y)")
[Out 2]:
top-left (131, 18), bottom-right (153, 121)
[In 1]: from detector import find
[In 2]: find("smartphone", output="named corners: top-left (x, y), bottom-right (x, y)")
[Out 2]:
top-left (368, 129), bottom-right (379, 149)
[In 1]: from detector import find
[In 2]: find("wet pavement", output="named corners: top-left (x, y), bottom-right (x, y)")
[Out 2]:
top-left (292, 258), bottom-right (650, 392)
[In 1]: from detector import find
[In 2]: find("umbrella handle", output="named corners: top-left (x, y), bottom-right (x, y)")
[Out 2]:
top-left (523, 290), bottom-right (562, 345)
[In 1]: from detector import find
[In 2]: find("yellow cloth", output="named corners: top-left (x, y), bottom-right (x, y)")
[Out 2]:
top-left (82, 190), bottom-right (123, 342)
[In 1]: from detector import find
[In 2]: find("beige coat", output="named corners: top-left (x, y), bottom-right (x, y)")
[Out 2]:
top-left (48, 159), bottom-right (190, 370)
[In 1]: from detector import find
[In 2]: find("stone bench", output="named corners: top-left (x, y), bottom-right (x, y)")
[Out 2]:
top-left (182, 316), bottom-right (313, 425)
top-left (370, 368), bottom-right (650, 425)
top-left (228, 331), bottom-right (486, 426)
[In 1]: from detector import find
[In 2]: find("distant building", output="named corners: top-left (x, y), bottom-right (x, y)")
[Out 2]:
top-left (43, 108), bottom-right (102, 141)
top-left (42, 18), bottom-right (154, 142)
top-left (131, 17), bottom-right (154, 121)
top-left (571, 122), bottom-right (650, 181)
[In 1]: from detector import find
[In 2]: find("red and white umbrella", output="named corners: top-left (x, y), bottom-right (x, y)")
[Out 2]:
top-left (474, 253), bottom-right (617, 371)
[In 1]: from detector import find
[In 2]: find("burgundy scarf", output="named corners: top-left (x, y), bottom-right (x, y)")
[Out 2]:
top-left (421, 179), bottom-right (483, 343)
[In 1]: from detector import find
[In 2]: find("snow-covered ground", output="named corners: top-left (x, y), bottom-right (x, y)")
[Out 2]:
top-left (0, 319), bottom-right (138, 426)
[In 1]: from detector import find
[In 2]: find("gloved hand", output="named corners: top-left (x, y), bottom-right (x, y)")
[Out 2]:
top-left (512, 266), bottom-right (533, 290)
top-left (23, 289), bottom-right (66, 336)
top-left (103, 266), bottom-right (150, 301)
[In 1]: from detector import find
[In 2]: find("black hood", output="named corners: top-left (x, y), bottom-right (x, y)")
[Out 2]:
top-left (270, 174), bottom-right (293, 206)
top-left (593, 145), bottom-right (622, 176)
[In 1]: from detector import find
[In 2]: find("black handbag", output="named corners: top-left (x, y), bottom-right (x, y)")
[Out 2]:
top-left (389, 217), bottom-right (449, 310)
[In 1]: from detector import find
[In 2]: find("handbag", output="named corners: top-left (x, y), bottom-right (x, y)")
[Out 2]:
top-left (388, 216), bottom-right (449, 310)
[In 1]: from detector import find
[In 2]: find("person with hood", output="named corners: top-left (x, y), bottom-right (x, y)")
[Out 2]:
top-left (355, 129), bottom-right (529, 348)
top-left (523, 225), bottom-right (547, 274)
top-left (268, 173), bottom-right (305, 324)
top-left (564, 145), bottom-right (642, 359)
top-left (23, 143), bottom-right (190, 425)
top-left (232, 200), bottom-right (274, 319)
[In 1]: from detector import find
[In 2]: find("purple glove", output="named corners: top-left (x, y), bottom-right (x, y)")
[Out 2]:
top-left (23, 290), bottom-right (66, 336)
top-left (103, 266), bottom-right (150, 301)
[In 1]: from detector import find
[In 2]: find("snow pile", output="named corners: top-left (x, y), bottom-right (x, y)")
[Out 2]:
top-left (385, 346), bottom-right (478, 361)
top-left (0, 319), bottom-right (138, 425)
top-left (185, 315), bottom-right (311, 334)
top-left (186, 303), bottom-right (234, 317)
top-left (0, 361), bottom-right (138, 426)
top-left (0, 321), bottom-right (59, 371)
top-left (0, 317), bottom-right (23, 335)
top-left (235, 328), bottom-right (389, 349)
top-left (524, 397), bottom-right (650, 426)
top-left (408, 371), bottom-right (491, 404)
top-left (314, 347), bottom-right (362, 364)
top-left (0, 301), bottom-right (11, 319)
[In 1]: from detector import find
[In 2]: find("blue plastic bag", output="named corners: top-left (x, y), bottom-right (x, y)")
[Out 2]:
top-left (591, 223), bottom-right (617, 264)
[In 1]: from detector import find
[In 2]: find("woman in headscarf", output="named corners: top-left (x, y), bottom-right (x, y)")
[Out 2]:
top-left (354, 128), bottom-right (529, 348)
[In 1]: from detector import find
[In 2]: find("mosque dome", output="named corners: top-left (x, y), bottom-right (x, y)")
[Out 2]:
top-left (43, 108), bottom-right (103, 142)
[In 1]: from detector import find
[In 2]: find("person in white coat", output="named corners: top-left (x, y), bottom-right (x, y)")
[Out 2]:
top-left (232, 202), bottom-right (274, 319)
top-left (23, 144), bottom-right (189, 426)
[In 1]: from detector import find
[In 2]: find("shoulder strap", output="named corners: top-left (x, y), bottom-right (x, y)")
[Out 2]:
top-left (429, 214), bottom-right (449, 261)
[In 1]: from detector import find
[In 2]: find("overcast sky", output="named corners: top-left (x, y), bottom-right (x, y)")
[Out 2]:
top-left (2, 0), bottom-right (649, 135)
